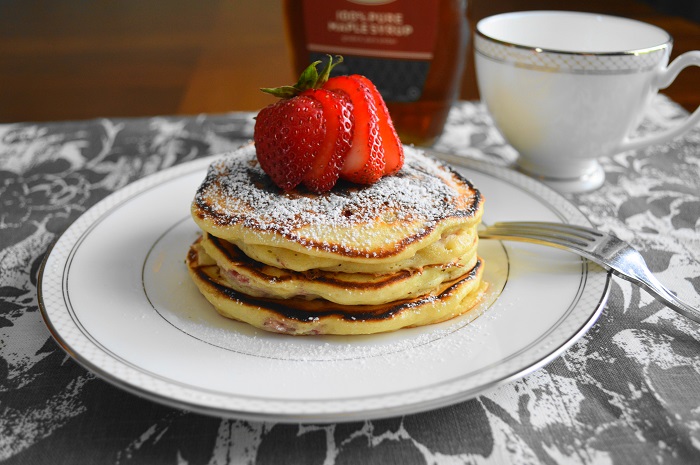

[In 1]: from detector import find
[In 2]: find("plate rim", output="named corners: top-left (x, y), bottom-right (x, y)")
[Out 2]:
top-left (38, 150), bottom-right (611, 423)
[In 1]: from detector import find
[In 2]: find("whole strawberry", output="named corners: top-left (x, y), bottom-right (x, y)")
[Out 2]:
top-left (254, 56), bottom-right (353, 193)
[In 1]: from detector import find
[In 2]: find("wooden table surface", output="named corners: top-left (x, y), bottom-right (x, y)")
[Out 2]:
top-left (1, 0), bottom-right (698, 123)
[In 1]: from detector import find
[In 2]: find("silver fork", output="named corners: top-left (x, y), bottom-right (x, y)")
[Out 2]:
top-left (479, 221), bottom-right (700, 323)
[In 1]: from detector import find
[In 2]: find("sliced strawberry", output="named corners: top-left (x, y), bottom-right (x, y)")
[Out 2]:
top-left (351, 75), bottom-right (404, 175)
top-left (253, 95), bottom-right (325, 191)
top-left (299, 88), bottom-right (354, 193)
top-left (324, 75), bottom-right (385, 185)
top-left (254, 56), bottom-right (403, 191)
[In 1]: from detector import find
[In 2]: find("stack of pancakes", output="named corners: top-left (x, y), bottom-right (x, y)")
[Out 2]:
top-left (187, 145), bottom-right (487, 335)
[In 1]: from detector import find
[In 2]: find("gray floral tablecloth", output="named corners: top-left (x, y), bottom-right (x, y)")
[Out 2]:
top-left (1, 97), bottom-right (699, 464)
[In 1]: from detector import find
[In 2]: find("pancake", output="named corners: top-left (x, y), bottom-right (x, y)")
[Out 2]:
top-left (197, 233), bottom-right (478, 305)
top-left (191, 144), bottom-right (483, 268)
top-left (187, 243), bottom-right (488, 336)
top-left (232, 224), bottom-right (477, 273)
top-left (188, 144), bottom-right (487, 335)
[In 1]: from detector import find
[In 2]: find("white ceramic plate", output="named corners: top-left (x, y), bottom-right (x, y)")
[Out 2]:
top-left (39, 151), bottom-right (610, 423)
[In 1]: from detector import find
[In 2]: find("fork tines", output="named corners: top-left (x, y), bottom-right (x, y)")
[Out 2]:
top-left (482, 222), bottom-right (603, 248)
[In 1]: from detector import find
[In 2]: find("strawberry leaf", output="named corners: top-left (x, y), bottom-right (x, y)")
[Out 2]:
top-left (259, 85), bottom-right (299, 99)
top-left (317, 55), bottom-right (343, 86)
top-left (296, 60), bottom-right (322, 89)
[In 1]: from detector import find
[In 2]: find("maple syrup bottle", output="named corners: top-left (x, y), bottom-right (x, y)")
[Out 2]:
top-left (284, 0), bottom-right (468, 146)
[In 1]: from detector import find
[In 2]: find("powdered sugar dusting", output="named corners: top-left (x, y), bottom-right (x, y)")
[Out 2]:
top-left (193, 145), bottom-right (480, 239)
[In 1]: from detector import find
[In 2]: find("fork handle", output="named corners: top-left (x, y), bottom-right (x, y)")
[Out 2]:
top-left (615, 271), bottom-right (700, 324)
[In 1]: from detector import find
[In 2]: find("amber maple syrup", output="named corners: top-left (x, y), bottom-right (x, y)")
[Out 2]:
top-left (284, 0), bottom-right (468, 146)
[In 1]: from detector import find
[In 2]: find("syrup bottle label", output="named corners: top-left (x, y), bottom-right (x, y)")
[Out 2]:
top-left (301, 0), bottom-right (440, 102)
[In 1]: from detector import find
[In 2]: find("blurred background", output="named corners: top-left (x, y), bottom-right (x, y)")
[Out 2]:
top-left (1, 0), bottom-right (698, 123)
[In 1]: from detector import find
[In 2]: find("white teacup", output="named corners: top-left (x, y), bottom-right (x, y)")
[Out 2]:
top-left (474, 11), bottom-right (700, 192)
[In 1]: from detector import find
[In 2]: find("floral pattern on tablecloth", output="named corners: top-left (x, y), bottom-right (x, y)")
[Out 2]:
top-left (1, 96), bottom-right (699, 464)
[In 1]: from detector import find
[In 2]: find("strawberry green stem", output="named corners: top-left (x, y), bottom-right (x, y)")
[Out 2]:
top-left (261, 55), bottom-right (343, 99)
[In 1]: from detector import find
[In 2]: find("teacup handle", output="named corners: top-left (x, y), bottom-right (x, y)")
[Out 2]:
top-left (616, 51), bottom-right (700, 153)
